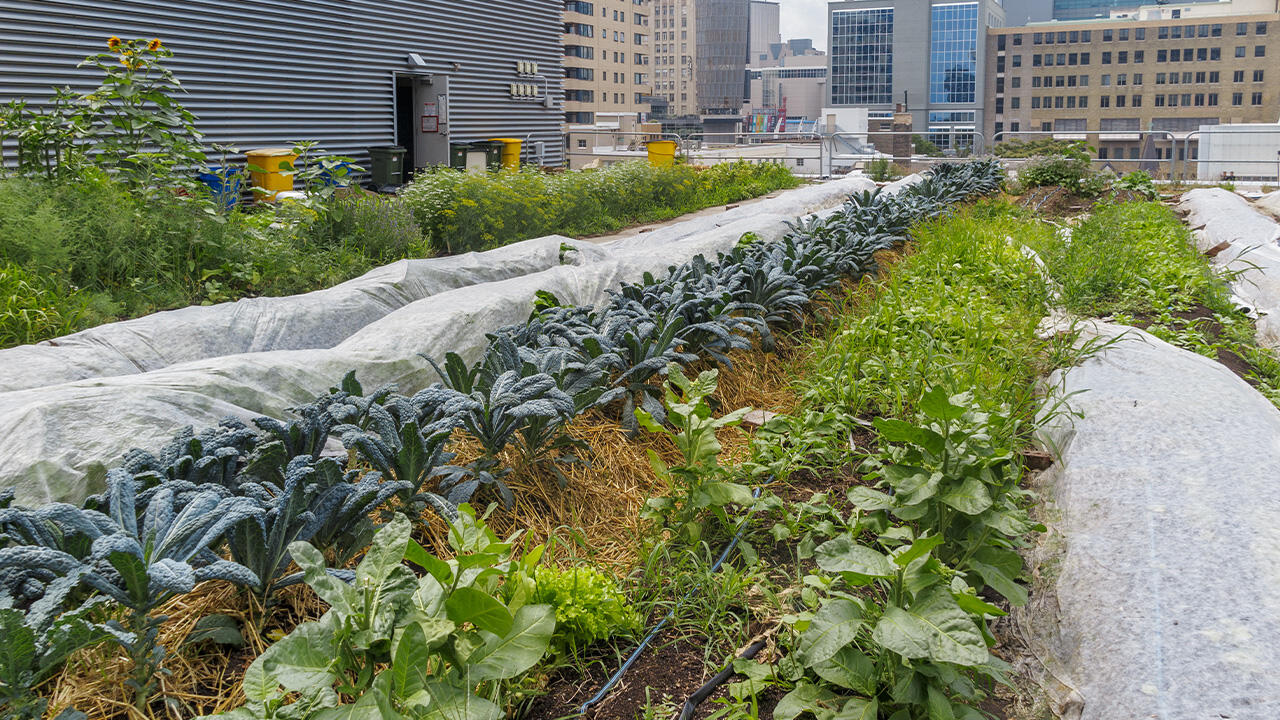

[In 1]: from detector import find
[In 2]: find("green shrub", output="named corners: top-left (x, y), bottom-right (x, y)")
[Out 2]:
top-left (526, 564), bottom-right (641, 653)
top-left (865, 157), bottom-right (901, 182)
top-left (1115, 170), bottom-right (1158, 199)
top-left (323, 192), bottom-right (425, 260)
top-left (911, 134), bottom-right (942, 157)
top-left (400, 161), bottom-right (800, 254)
top-left (1019, 154), bottom-right (1093, 189)
top-left (994, 138), bottom-right (1093, 158)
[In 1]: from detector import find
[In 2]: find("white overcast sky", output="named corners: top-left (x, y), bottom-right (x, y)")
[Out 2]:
top-left (779, 0), bottom-right (830, 51)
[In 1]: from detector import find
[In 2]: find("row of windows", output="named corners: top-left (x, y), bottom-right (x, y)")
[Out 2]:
top-left (1012, 91), bottom-right (1264, 109)
top-left (1025, 69), bottom-right (1267, 86)
top-left (1025, 43), bottom-right (1266, 68)
top-left (565, 89), bottom-right (648, 105)
top-left (1009, 20), bottom-right (1267, 46)
top-left (748, 67), bottom-right (827, 80)
top-left (564, 46), bottom-right (647, 65)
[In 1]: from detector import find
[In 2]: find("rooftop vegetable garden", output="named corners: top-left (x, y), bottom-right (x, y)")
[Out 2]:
top-left (0, 39), bottom-right (798, 349)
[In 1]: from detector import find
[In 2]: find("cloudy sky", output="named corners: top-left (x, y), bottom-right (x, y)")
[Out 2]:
top-left (778, 0), bottom-right (829, 50)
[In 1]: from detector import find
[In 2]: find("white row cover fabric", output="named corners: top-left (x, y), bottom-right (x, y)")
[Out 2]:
top-left (1027, 322), bottom-right (1280, 720)
top-left (1177, 188), bottom-right (1280, 347)
top-left (0, 175), bottom-right (879, 505)
top-left (1255, 188), bottom-right (1280, 219)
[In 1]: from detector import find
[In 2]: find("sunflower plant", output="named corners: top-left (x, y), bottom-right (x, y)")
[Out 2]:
top-left (79, 36), bottom-right (206, 189)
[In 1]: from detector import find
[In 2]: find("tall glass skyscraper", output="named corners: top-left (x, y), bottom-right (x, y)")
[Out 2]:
top-left (929, 2), bottom-right (980, 104)
top-left (830, 7), bottom-right (895, 105)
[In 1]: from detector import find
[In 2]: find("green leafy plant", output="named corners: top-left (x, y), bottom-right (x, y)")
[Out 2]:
top-left (864, 157), bottom-right (901, 183)
top-left (520, 564), bottom-right (641, 656)
top-left (636, 364), bottom-right (752, 544)
top-left (217, 510), bottom-right (556, 720)
top-left (1113, 170), bottom-right (1157, 200)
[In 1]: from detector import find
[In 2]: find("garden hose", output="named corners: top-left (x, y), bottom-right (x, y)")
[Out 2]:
top-left (575, 484), bottom-right (766, 716)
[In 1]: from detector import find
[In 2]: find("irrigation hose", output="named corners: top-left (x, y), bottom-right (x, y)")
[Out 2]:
top-left (575, 484), bottom-right (766, 717)
top-left (676, 637), bottom-right (769, 720)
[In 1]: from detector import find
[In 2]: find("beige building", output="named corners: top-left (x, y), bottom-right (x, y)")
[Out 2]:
top-left (652, 0), bottom-right (699, 116)
top-left (985, 0), bottom-right (1280, 167)
top-left (564, 0), bottom-right (654, 125)
top-left (748, 54), bottom-right (828, 120)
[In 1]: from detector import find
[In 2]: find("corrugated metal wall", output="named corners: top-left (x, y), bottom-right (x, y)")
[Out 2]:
top-left (0, 0), bottom-right (565, 166)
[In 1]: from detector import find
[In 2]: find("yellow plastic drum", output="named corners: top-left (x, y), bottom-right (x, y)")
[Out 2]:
top-left (489, 138), bottom-right (523, 171)
top-left (646, 140), bottom-right (677, 168)
top-left (245, 147), bottom-right (297, 201)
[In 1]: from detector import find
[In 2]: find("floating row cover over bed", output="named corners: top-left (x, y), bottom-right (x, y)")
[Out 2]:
top-left (0, 175), bottom-right (889, 504)
top-left (1028, 322), bottom-right (1280, 719)
top-left (1177, 188), bottom-right (1280, 347)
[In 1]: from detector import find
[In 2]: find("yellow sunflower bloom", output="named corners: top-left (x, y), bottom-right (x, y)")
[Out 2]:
top-left (147, 38), bottom-right (162, 51)
top-left (107, 36), bottom-right (121, 49)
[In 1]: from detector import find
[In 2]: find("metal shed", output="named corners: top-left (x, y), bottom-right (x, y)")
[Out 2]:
top-left (0, 0), bottom-right (566, 168)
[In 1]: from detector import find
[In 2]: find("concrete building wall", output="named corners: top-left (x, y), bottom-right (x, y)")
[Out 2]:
top-left (984, 7), bottom-right (1280, 164)
top-left (749, 55), bottom-right (828, 119)
top-left (563, 0), bottom-right (653, 125)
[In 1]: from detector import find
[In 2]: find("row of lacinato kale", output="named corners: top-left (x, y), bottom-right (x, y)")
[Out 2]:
top-left (0, 160), bottom-right (1006, 717)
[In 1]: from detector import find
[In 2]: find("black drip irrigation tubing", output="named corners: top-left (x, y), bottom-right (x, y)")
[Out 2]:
top-left (677, 637), bottom-right (769, 720)
top-left (575, 484), bottom-right (765, 717)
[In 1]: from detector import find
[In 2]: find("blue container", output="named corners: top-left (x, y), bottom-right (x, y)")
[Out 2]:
top-left (197, 166), bottom-right (243, 210)
top-left (320, 161), bottom-right (353, 187)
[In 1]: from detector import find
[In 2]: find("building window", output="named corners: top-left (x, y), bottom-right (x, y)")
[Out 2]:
top-left (1080, 75), bottom-right (1089, 87)
top-left (928, 2), bottom-right (979, 104)
top-left (1012, 76), bottom-right (1021, 88)
top-left (1013, 54), bottom-right (1022, 67)
top-left (1103, 29), bottom-right (1114, 42)
top-left (1255, 69), bottom-right (1266, 82)
top-left (1236, 45), bottom-right (1247, 57)
top-left (1100, 95), bottom-right (1110, 107)
top-left (1033, 32), bottom-right (1043, 44)
top-left (998, 34), bottom-right (1006, 51)
top-left (1157, 49), bottom-right (1167, 62)
top-left (1101, 74), bottom-right (1111, 86)
top-left (1159, 26), bottom-right (1169, 40)
top-left (1134, 50), bottom-right (1144, 63)
top-left (1119, 29), bottom-right (1129, 41)
top-left (1211, 24), bottom-right (1222, 38)
top-left (1098, 147), bottom-right (1108, 160)
top-left (1135, 28), bottom-right (1145, 41)
top-left (1234, 70), bottom-right (1245, 82)
top-left (1116, 94), bottom-right (1126, 107)
top-left (1031, 96), bottom-right (1041, 108)
top-left (1233, 91), bottom-right (1243, 105)
top-left (1210, 48), bottom-right (1220, 61)
top-left (1082, 30), bottom-right (1092, 42)
top-left (1258, 22), bottom-right (1268, 35)
top-left (1155, 94), bottom-right (1166, 107)
top-left (1080, 52), bottom-right (1090, 64)
top-left (1013, 33), bottom-right (1023, 45)
top-left (1156, 72), bottom-right (1166, 84)
top-left (1133, 73), bottom-right (1143, 85)
top-left (1237, 22), bottom-right (1249, 36)
top-left (1253, 91), bottom-right (1264, 105)
top-left (1208, 93), bottom-right (1218, 106)
top-left (1257, 45), bottom-right (1267, 57)
top-left (1209, 71), bottom-right (1219, 83)
top-left (1032, 76), bottom-right (1041, 88)
top-left (1133, 94), bottom-right (1142, 107)
top-left (1055, 96), bottom-right (1064, 108)
top-left (1011, 96), bottom-right (1020, 109)
top-left (1011, 121), bottom-right (1021, 132)
top-left (830, 7), bottom-right (895, 104)
top-left (1118, 73), bottom-right (1127, 86)
top-left (1195, 71), bottom-right (1205, 84)
top-left (1102, 51), bottom-right (1112, 64)
top-left (1196, 48), bottom-right (1206, 62)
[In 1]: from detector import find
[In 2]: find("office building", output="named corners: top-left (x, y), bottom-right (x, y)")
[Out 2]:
top-left (748, 54), bottom-right (828, 120)
top-left (563, 0), bottom-right (653, 126)
top-left (652, 0), bottom-right (699, 115)
top-left (1052, 0), bottom-right (1221, 21)
top-left (828, 0), bottom-right (1007, 149)
top-left (985, 0), bottom-right (1280, 162)
top-left (697, 0), bottom-right (750, 115)
top-left (750, 1), bottom-right (782, 63)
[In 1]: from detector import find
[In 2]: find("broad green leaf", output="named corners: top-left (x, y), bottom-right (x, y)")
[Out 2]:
top-left (354, 566), bottom-right (419, 650)
top-left (392, 621), bottom-right (430, 696)
top-left (846, 486), bottom-right (893, 511)
top-left (835, 696), bottom-right (878, 720)
top-left (893, 535), bottom-right (944, 568)
top-left (290, 541), bottom-right (356, 615)
top-left (870, 589), bottom-right (987, 666)
top-left (953, 592), bottom-right (1008, 618)
top-left (773, 682), bottom-right (841, 720)
top-left (889, 466), bottom-right (942, 505)
top-left (0, 611), bottom-right (35, 688)
top-left (938, 477), bottom-right (993, 515)
top-left (313, 687), bottom-right (391, 720)
top-left (413, 681), bottom-right (503, 720)
top-left (414, 573), bottom-right (448, 617)
top-left (919, 386), bottom-right (966, 422)
top-left (467, 604), bottom-right (554, 681)
top-left (444, 587), bottom-right (514, 636)
top-left (797, 597), bottom-right (864, 665)
top-left (925, 682), bottom-right (957, 720)
top-left (357, 514), bottom-right (412, 586)
top-left (815, 536), bottom-right (893, 578)
top-left (872, 418), bottom-right (925, 445)
top-left (703, 482), bottom-right (754, 506)
top-left (812, 645), bottom-right (877, 695)
top-left (405, 539), bottom-right (452, 585)
top-left (970, 546), bottom-right (1027, 606)
top-left (259, 621), bottom-right (339, 693)
top-left (186, 614), bottom-right (244, 648)
top-left (240, 656), bottom-right (276, 703)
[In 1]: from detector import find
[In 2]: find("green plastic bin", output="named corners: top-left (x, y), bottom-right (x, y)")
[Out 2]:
top-left (449, 143), bottom-right (471, 170)
top-left (368, 146), bottom-right (405, 186)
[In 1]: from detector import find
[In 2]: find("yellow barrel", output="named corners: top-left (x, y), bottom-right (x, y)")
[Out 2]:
top-left (646, 140), bottom-right (677, 168)
top-left (245, 147), bottom-right (297, 201)
top-left (489, 138), bottom-right (523, 171)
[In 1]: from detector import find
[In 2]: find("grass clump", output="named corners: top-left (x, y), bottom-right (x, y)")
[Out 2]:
top-left (400, 160), bottom-right (801, 254)
top-left (796, 200), bottom-right (1060, 449)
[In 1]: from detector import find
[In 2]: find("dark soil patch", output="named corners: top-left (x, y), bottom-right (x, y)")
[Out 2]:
top-left (520, 632), bottom-right (715, 720)
top-left (1129, 303), bottom-right (1260, 386)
